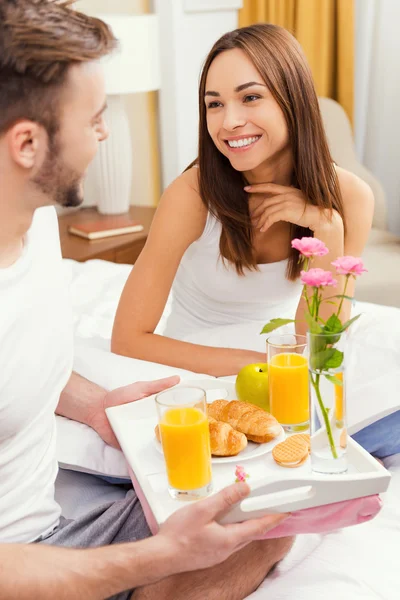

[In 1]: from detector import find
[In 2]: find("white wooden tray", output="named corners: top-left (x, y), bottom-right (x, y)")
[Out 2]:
top-left (106, 379), bottom-right (391, 526)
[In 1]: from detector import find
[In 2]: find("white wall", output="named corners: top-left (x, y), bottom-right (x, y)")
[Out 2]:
top-left (154, 0), bottom-right (242, 188)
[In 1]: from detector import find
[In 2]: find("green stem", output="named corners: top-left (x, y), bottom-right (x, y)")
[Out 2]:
top-left (310, 373), bottom-right (338, 459)
top-left (302, 259), bottom-right (313, 317)
top-left (337, 276), bottom-right (349, 317)
top-left (314, 288), bottom-right (321, 322)
top-left (303, 284), bottom-right (312, 315)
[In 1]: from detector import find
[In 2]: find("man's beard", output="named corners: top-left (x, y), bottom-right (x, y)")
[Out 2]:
top-left (32, 137), bottom-right (84, 208)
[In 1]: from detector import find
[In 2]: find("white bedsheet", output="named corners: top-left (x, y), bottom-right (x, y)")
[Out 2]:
top-left (248, 455), bottom-right (400, 600)
top-left (64, 258), bottom-right (400, 599)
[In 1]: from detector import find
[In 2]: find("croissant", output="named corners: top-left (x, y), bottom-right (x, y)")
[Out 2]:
top-left (208, 400), bottom-right (281, 444)
top-left (208, 416), bottom-right (247, 456)
top-left (154, 417), bottom-right (247, 457)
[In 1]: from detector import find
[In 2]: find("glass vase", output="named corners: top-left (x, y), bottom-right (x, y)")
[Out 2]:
top-left (308, 332), bottom-right (348, 474)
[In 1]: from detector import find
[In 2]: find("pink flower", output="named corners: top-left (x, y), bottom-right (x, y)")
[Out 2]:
top-left (291, 237), bottom-right (329, 258)
top-left (301, 268), bottom-right (337, 288)
top-left (331, 256), bottom-right (367, 277)
top-left (235, 465), bottom-right (249, 483)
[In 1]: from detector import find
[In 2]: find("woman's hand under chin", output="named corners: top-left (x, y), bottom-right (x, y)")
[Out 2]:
top-left (245, 182), bottom-right (343, 233)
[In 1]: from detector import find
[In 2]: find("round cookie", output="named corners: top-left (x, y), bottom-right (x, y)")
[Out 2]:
top-left (272, 435), bottom-right (309, 468)
top-left (290, 433), bottom-right (310, 453)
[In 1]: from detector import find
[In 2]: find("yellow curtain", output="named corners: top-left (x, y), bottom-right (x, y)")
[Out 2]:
top-left (239, 0), bottom-right (354, 124)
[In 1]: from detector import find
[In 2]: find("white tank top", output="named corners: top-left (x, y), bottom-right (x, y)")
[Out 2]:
top-left (163, 211), bottom-right (303, 340)
top-left (0, 207), bottom-right (73, 543)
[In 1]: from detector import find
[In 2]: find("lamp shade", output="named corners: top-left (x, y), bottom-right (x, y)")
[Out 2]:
top-left (98, 14), bottom-right (161, 95)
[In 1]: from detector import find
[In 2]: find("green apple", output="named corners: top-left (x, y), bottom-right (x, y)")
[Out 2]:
top-left (235, 363), bottom-right (270, 412)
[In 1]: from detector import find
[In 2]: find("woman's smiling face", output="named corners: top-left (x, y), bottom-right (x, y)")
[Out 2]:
top-left (204, 48), bottom-right (290, 173)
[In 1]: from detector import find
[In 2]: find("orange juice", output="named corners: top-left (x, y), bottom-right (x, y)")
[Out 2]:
top-left (160, 406), bottom-right (212, 491)
top-left (334, 372), bottom-right (344, 425)
top-left (268, 353), bottom-right (309, 425)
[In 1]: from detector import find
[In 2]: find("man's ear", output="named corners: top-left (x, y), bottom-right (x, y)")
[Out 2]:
top-left (7, 120), bottom-right (45, 169)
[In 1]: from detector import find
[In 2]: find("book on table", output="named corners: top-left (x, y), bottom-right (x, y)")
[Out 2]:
top-left (68, 215), bottom-right (143, 240)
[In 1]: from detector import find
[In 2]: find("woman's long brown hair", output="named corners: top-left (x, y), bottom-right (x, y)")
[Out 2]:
top-left (192, 23), bottom-right (344, 279)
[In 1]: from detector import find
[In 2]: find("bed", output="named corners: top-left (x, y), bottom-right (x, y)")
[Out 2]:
top-left (57, 258), bottom-right (400, 599)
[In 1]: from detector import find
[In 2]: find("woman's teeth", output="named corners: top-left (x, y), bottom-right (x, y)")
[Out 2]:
top-left (227, 136), bottom-right (260, 148)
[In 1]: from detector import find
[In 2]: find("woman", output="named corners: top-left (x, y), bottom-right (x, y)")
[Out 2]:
top-left (112, 24), bottom-right (373, 377)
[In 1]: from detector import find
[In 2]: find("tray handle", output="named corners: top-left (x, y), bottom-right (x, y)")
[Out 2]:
top-left (240, 477), bottom-right (319, 512)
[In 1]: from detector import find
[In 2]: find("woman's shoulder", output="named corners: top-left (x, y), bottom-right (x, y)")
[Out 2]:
top-left (335, 166), bottom-right (374, 215)
top-left (335, 166), bottom-right (374, 241)
top-left (179, 165), bottom-right (201, 194)
top-left (164, 165), bottom-right (201, 198)
top-left (165, 167), bottom-right (207, 216)
top-left (157, 166), bottom-right (207, 240)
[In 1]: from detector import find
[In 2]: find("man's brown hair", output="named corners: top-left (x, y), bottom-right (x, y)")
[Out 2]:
top-left (0, 0), bottom-right (117, 136)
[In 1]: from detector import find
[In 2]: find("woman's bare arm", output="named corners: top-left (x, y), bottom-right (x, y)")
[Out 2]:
top-left (112, 169), bottom-right (264, 376)
top-left (296, 168), bottom-right (374, 332)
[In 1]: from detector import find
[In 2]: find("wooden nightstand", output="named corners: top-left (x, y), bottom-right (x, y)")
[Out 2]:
top-left (58, 206), bottom-right (156, 264)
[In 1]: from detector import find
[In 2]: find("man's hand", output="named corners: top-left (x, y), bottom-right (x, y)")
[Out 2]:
top-left (88, 376), bottom-right (180, 448)
top-left (157, 482), bottom-right (289, 574)
top-left (0, 484), bottom-right (288, 599)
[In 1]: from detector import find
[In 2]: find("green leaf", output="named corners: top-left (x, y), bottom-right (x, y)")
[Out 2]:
top-left (324, 373), bottom-right (344, 387)
top-left (321, 313), bottom-right (342, 344)
top-left (324, 349), bottom-right (344, 369)
top-left (323, 332), bottom-right (341, 344)
top-left (310, 348), bottom-right (343, 371)
top-left (305, 312), bottom-right (323, 334)
top-left (340, 314), bottom-right (361, 331)
top-left (310, 348), bottom-right (335, 370)
top-left (260, 318), bottom-right (295, 335)
top-left (324, 314), bottom-right (343, 333)
top-left (332, 295), bottom-right (354, 302)
top-left (309, 337), bottom-right (327, 357)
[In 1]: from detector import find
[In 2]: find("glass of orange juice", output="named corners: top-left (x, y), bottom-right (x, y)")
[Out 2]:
top-left (267, 334), bottom-right (309, 432)
top-left (155, 386), bottom-right (213, 500)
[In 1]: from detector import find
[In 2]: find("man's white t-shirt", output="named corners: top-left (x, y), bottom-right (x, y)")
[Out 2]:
top-left (0, 206), bottom-right (73, 543)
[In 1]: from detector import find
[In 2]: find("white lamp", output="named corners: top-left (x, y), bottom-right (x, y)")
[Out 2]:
top-left (84, 14), bottom-right (161, 214)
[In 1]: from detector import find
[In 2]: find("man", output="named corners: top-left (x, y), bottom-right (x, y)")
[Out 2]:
top-left (0, 1), bottom-right (292, 598)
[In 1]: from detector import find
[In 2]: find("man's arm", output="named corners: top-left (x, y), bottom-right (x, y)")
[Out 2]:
top-left (0, 484), bottom-right (288, 599)
top-left (56, 372), bottom-right (180, 447)
top-left (56, 372), bottom-right (105, 430)
top-left (0, 537), bottom-right (173, 600)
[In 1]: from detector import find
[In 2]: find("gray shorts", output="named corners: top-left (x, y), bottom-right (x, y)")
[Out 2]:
top-left (37, 489), bottom-right (151, 600)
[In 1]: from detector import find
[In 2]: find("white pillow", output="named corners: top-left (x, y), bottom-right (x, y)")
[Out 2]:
top-left (56, 415), bottom-right (130, 479)
top-left (66, 258), bottom-right (172, 343)
top-left (57, 342), bottom-right (214, 479)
